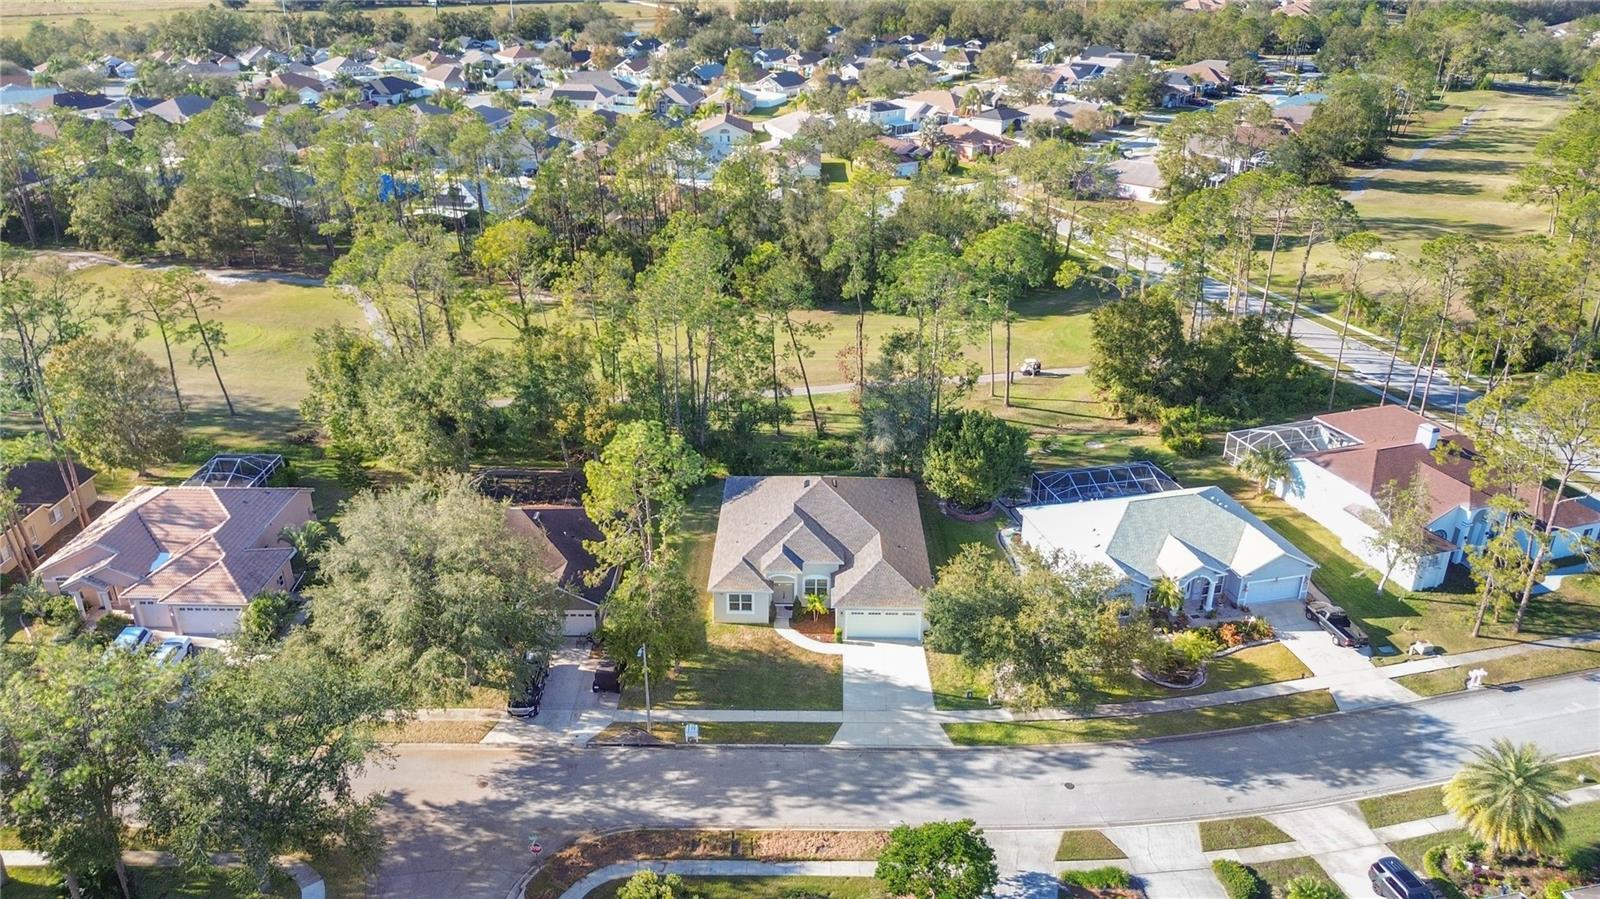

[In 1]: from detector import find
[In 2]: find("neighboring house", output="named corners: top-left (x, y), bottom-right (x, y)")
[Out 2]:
top-left (612, 55), bottom-right (652, 80)
top-left (658, 82), bottom-right (706, 115)
top-left (707, 476), bottom-right (934, 641)
top-left (1225, 405), bottom-right (1600, 591)
top-left (145, 94), bottom-right (214, 124)
top-left (874, 134), bottom-right (931, 176)
top-left (940, 48), bottom-right (980, 75)
top-left (938, 122), bottom-right (1016, 160)
top-left (687, 62), bottom-right (725, 85)
top-left (752, 69), bottom-right (807, 98)
top-left (847, 99), bottom-right (918, 135)
top-left (419, 64), bottom-right (467, 93)
top-left (505, 505), bottom-right (616, 636)
top-left (1170, 59), bottom-right (1232, 94)
top-left (968, 105), bottom-right (1026, 136)
top-left (315, 55), bottom-right (377, 80)
top-left (777, 51), bottom-right (826, 76)
top-left (1109, 156), bottom-right (1166, 202)
top-left (1271, 91), bottom-right (1325, 132)
top-left (33, 486), bottom-right (314, 636)
top-left (696, 112), bottom-right (756, 161)
top-left (758, 108), bottom-right (819, 143)
top-left (364, 75), bottom-right (426, 105)
top-left (1020, 482), bottom-right (1317, 612)
top-left (2, 462), bottom-right (97, 576)
top-left (262, 71), bottom-right (326, 104)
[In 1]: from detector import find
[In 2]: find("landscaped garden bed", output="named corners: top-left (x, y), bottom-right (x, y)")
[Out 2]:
top-left (1389, 800), bottom-right (1600, 899)
top-left (790, 609), bottom-right (838, 642)
top-left (1059, 865), bottom-right (1141, 897)
top-left (523, 829), bottom-right (889, 899)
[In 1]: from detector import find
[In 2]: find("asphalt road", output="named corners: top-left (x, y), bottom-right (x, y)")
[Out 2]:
top-left (361, 672), bottom-right (1600, 899)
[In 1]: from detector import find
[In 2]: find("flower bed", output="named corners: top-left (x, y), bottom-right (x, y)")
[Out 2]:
top-left (790, 610), bottom-right (837, 642)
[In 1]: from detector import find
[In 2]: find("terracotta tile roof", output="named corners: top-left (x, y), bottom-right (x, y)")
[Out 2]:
top-left (35, 486), bottom-right (310, 607)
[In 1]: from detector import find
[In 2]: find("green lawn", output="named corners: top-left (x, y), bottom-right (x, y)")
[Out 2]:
top-left (1093, 642), bottom-right (1313, 704)
top-left (592, 722), bottom-right (840, 745)
top-left (1396, 644), bottom-right (1600, 696)
top-left (926, 650), bottom-right (997, 710)
top-left (3, 865), bottom-right (298, 898)
top-left (1359, 786), bottom-right (1448, 829)
top-left (1252, 88), bottom-right (1574, 315)
top-left (1244, 856), bottom-right (1334, 898)
top-left (1056, 829), bottom-right (1127, 861)
top-left (919, 491), bottom-right (1003, 572)
top-left (590, 876), bottom-right (889, 899)
top-left (1198, 816), bottom-right (1293, 852)
top-left (1388, 800), bottom-right (1600, 874)
top-left (620, 483), bottom-right (844, 711)
top-left (944, 690), bottom-right (1338, 746)
top-left (1234, 491), bottom-right (1600, 663)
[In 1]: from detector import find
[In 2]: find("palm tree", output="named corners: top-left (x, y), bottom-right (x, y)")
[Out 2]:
top-left (279, 520), bottom-right (329, 574)
top-left (1443, 739), bottom-right (1566, 857)
top-left (1238, 446), bottom-right (1291, 495)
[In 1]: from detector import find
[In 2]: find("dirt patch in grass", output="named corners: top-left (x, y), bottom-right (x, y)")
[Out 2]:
top-left (946, 690), bottom-right (1338, 746)
top-left (524, 829), bottom-right (889, 899)
top-left (1358, 786), bottom-right (1447, 829)
top-left (1396, 644), bottom-right (1600, 696)
top-left (591, 722), bottom-right (840, 745)
top-left (790, 610), bottom-right (837, 641)
top-left (372, 719), bottom-right (496, 744)
top-left (1056, 830), bottom-right (1127, 861)
top-left (1198, 816), bottom-right (1293, 851)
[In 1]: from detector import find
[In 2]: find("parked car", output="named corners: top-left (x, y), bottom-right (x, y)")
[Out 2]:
top-left (107, 625), bottom-right (153, 654)
top-left (1369, 856), bottom-right (1430, 899)
top-left (507, 654), bottom-right (549, 718)
top-left (151, 636), bottom-right (195, 666)
top-left (591, 659), bottom-right (621, 694)
top-left (1019, 358), bottom-right (1042, 376)
top-left (1306, 600), bottom-right (1369, 648)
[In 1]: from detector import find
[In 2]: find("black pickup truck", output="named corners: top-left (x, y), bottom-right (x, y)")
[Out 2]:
top-left (1305, 600), bottom-right (1370, 648)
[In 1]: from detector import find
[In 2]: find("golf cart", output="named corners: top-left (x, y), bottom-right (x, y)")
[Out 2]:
top-left (1019, 358), bottom-right (1042, 376)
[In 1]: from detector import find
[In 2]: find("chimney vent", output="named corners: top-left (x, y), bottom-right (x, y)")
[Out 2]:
top-left (1414, 422), bottom-right (1440, 450)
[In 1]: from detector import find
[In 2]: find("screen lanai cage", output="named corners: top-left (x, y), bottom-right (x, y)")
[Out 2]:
top-left (1222, 419), bottom-right (1359, 467)
top-left (184, 453), bottom-right (285, 488)
top-left (1023, 462), bottom-right (1183, 506)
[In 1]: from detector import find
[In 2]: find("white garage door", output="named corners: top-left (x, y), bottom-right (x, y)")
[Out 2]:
top-left (841, 610), bottom-right (922, 642)
top-left (1243, 575), bottom-right (1304, 604)
top-left (172, 605), bottom-right (243, 636)
top-left (563, 609), bottom-right (598, 636)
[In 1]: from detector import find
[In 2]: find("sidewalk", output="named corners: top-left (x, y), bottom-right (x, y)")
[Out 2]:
top-left (558, 859), bottom-right (878, 899)
top-left (0, 849), bottom-right (325, 899)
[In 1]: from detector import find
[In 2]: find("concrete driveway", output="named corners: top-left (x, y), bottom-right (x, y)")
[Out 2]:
top-left (1104, 823), bottom-right (1226, 899)
top-left (482, 642), bottom-right (604, 747)
top-left (1259, 601), bottom-right (1418, 710)
top-left (1268, 806), bottom-right (1393, 898)
top-left (831, 640), bottom-right (950, 748)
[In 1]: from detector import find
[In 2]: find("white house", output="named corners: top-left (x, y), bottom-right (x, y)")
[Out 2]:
top-left (1225, 405), bottom-right (1600, 591)
top-left (696, 112), bottom-right (756, 161)
top-left (847, 99), bottom-right (918, 135)
top-left (1019, 483), bottom-right (1317, 611)
top-left (707, 476), bottom-right (934, 641)
top-left (1109, 156), bottom-right (1166, 203)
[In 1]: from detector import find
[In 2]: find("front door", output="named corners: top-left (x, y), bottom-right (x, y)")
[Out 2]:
top-left (772, 578), bottom-right (795, 610)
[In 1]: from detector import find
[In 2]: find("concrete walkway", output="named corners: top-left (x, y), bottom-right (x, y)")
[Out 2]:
top-left (0, 849), bottom-right (326, 899)
top-left (1268, 805), bottom-right (1392, 898)
top-left (1104, 823), bottom-right (1227, 899)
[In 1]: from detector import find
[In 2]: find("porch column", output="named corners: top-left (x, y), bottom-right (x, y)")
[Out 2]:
top-left (1206, 577), bottom-right (1219, 612)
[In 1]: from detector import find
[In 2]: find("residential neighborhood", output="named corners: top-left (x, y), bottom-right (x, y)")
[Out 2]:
top-left (1, 1), bottom-right (1599, 899)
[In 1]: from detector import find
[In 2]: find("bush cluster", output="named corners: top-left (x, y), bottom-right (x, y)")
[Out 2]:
top-left (1211, 859), bottom-right (1262, 899)
top-left (1060, 866), bottom-right (1133, 890)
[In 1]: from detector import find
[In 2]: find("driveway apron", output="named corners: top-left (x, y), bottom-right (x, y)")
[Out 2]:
top-left (830, 640), bottom-right (951, 748)
top-left (1259, 600), bottom-right (1419, 710)
top-left (1102, 823), bottom-right (1227, 899)
top-left (1268, 805), bottom-right (1394, 898)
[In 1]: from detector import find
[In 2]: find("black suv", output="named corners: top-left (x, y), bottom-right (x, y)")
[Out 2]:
top-left (1369, 856), bottom-right (1431, 899)
top-left (1306, 599), bottom-right (1370, 648)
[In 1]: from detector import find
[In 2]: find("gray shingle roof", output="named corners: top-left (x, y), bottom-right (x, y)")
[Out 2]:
top-left (708, 476), bottom-right (932, 610)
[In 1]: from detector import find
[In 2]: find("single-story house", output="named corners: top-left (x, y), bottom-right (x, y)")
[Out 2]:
top-left (707, 476), bottom-right (934, 641)
top-left (1109, 156), bottom-right (1166, 203)
top-left (145, 94), bottom-right (214, 125)
top-left (658, 82), bottom-right (706, 115)
top-left (419, 64), bottom-right (467, 93)
top-left (364, 75), bottom-right (426, 105)
top-left (847, 99), bottom-right (918, 135)
top-left (506, 505), bottom-right (616, 636)
top-left (938, 123), bottom-right (1016, 160)
top-left (314, 55), bottom-right (377, 80)
top-left (2, 461), bottom-right (97, 576)
top-left (1170, 59), bottom-right (1232, 94)
top-left (758, 108), bottom-right (818, 143)
top-left (752, 70), bottom-right (807, 98)
top-left (33, 485), bottom-right (314, 636)
top-left (968, 105), bottom-right (1027, 136)
top-left (687, 62), bottom-right (725, 85)
top-left (874, 134), bottom-right (931, 176)
top-left (1225, 405), bottom-right (1600, 591)
top-left (1019, 484), bottom-right (1317, 612)
top-left (262, 71), bottom-right (326, 105)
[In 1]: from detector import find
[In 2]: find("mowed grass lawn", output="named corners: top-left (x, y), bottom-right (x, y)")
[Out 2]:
top-left (620, 482), bottom-right (844, 711)
top-left (1237, 489), bottom-right (1600, 662)
top-left (1360, 756), bottom-right (1600, 829)
top-left (944, 690), bottom-right (1337, 746)
top-left (590, 876), bottom-right (890, 899)
top-left (5, 865), bottom-right (297, 898)
top-left (1258, 87), bottom-right (1575, 313)
top-left (1198, 816), bottom-right (1292, 852)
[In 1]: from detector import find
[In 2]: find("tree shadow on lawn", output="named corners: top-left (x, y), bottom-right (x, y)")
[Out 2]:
top-left (1360, 177), bottom-right (1483, 197)
top-left (1396, 155), bottom-right (1516, 177)
top-left (1347, 215), bottom-right (1515, 241)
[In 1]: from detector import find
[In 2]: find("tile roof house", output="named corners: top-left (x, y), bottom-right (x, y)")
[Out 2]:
top-left (2, 461), bottom-right (97, 576)
top-left (696, 112), bottom-right (756, 160)
top-left (506, 505), bottom-right (616, 635)
top-left (1228, 405), bottom-right (1600, 591)
top-left (34, 486), bottom-right (314, 636)
top-left (1020, 485), bottom-right (1316, 613)
top-left (707, 476), bottom-right (933, 641)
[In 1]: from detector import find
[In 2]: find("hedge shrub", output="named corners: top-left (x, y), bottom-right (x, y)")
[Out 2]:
top-left (1211, 859), bottom-right (1262, 899)
top-left (1060, 866), bottom-right (1133, 890)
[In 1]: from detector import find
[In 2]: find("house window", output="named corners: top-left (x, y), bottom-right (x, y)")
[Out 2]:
top-left (803, 577), bottom-right (829, 602)
top-left (727, 593), bottom-right (753, 613)
top-left (48, 504), bottom-right (64, 524)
